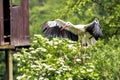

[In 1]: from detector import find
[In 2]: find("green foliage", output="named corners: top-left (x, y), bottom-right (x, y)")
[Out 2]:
top-left (29, 0), bottom-right (120, 39)
top-left (0, 52), bottom-right (5, 80)
top-left (14, 35), bottom-right (120, 80)
top-left (14, 35), bottom-right (99, 80)
top-left (12, 0), bottom-right (21, 5)
top-left (29, 0), bottom-right (67, 37)
top-left (87, 36), bottom-right (120, 80)
top-left (60, 0), bottom-right (120, 38)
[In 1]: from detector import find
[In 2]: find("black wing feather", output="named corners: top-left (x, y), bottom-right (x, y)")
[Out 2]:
top-left (42, 25), bottom-right (78, 41)
top-left (86, 19), bottom-right (102, 40)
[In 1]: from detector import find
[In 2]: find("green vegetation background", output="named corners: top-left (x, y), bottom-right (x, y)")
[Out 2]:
top-left (0, 0), bottom-right (120, 80)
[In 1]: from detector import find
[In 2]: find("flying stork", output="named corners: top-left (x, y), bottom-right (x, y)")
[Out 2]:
top-left (41, 18), bottom-right (102, 46)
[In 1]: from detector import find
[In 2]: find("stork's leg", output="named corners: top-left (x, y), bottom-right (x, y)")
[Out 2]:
top-left (78, 36), bottom-right (82, 48)
top-left (74, 36), bottom-right (82, 63)
top-left (74, 55), bottom-right (77, 63)
top-left (78, 37), bottom-right (85, 64)
top-left (80, 40), bottom-right (83, 48)
top-left (81, 53), bottom-right (86, 64)
top-left (81, 46), bottom-right (86, 64)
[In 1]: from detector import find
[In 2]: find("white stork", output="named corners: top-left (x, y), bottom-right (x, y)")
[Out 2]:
top-left (41, 18), bottom-right (102, 46)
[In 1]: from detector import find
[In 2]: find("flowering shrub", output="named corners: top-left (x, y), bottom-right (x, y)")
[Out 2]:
top-left (14, 35), bottom-right (120, 80)
top-left (14, 35), bottom-right (99, 80)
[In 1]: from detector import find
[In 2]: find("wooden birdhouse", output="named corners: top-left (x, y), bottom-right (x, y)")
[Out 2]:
top-left (0, 0), bottom-right (30, 80)
top-left (0, 0), bottom-right (30, 47)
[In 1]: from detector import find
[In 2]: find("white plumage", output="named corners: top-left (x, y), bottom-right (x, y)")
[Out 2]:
top-left (41, 18), bottom-right (102, 46)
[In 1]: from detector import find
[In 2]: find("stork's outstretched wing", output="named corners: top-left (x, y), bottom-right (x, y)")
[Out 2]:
top-left (41, 19), bottom-right (78, 41)
top-left (86, 18), bottom-right (102, 40)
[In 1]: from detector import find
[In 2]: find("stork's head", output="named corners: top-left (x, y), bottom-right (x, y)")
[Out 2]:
top-left (66, 22), bottom-right (72, 26)
top-left (61, 22), bottom-right (73, 30)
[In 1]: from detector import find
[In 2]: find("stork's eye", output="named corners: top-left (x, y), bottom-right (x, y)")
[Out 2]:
top-left (66, 22), bottom-right (71, 26)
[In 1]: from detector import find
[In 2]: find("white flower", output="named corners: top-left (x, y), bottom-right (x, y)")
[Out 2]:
top-left (27, 76), bottom-right (31, 79)
top-left (68, 78), bottom-right (73, 80)
top-left (39, 77), bottom-right (44, 80)
top-left (17, 74), bottom-right (26, 80)
top-left (44, 78), bottom-right (49, 80)
top-left (41, 48), bottom-right (46, 52)
top-left (25, 52), bottom-right (30, 55)
top-left (33, 40), bottom-right (37, 43)
top-left (56, 71), bottom-right (61, 74)
top-left (68, 44), bottom-right (73, 48)
top-left (54, 42), bottom-right (58, 45)
top-left (57, 57), bottom-right (65, 65)
top-left (47, 41), bottom-right (53, 45)
top-left (31, 51), bottom-right (36, 53)
top-left (56, 71), bottom-right (62, 76)
top-left (58, 40), bottom-right (62, 43)
top-left (76, 59), bottom-right (81, 62)
top-left (17, 63), bottom-right (20, 66)
top-left (82, 66), bottom-right (86, 69)
top-left (62, 68), bottom-right (68, 71)
top-left (90, 65), bottom-right (95, 68)
top-left (34, 60), bottom-right (39, 64)
top-left (87, 69), bottom-right (93, 72)
top-left (41, 63), bottom-right (47, 66)
top-left (46, 54), bottom-right (52, 58)
top-left (22, 60), bottom-right (25, 62)
top-left (64, 55), bottom-right (69, 60)
top-left (31, 65), bottom-right (36, 68)
top-left (48, 67), bottom-right (56, 71)
top-left (80, 70), bottom-right (85, 73)
top-left (17, 58), bottom-right (20, 61)
top-left (58, 57), bottom-right (65, 63)
top-left (29, 47), bottom-right (34, 50)
top-left (37, 47), bottom-right (46, 52)
top-left (13, 54), bottom-right (18, 58)
top-left (54, 46), bottom-right (57, 48)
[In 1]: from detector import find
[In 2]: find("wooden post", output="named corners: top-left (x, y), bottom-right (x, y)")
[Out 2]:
top-left (5, 50), bottom-right (13, 80)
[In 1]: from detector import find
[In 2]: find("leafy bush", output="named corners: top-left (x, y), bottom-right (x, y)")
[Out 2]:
top-left (87, 36), bottom-right (120, 80)
top-left (14, 35), bottom-right (120, 80)
top-left (14, 35), bottom-right (99, 80)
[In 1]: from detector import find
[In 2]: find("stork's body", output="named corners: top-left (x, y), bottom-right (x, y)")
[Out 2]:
top-left (41, 18), bottom-right (102, 46)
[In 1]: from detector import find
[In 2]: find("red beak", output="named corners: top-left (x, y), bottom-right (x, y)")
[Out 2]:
top-left (60, 24), bottom-right (68, 31)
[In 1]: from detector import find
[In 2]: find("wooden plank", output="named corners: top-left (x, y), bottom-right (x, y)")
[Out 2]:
top-left (10, 0), bottom-right (30, 47)
top-left (10, 6), bottom-right (22, 46)
top-left (21, 0), bottom-right (30, 46)
top-left (0, 0), bottom-right (4, 45)
top-left (0, 45), bottom-right (15, 50)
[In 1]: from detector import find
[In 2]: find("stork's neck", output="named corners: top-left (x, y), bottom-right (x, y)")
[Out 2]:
top-left (68, 24), bottom-right (86, 35)
top-left (69, 23), bottom-right (75, 27)
top-left (71, 24), bottom-right (86, 30)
